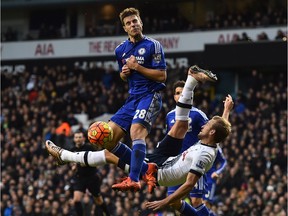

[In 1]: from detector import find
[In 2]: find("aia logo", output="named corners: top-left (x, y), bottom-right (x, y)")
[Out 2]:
top-left (35, 44), bottom-right (54, 56)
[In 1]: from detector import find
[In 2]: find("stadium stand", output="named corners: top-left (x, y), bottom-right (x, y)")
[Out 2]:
top-left (1, 64), bottom-right (287, 215)
top-left (1, 2), bottom-right (287, 41)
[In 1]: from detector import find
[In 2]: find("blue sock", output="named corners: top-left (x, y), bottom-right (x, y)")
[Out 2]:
top-left (196, 203), bottom-right (210, 216)
top-left (129, 140), bottom-right (146, 182)
top-left (111, 142), bottom-right (131, 164)
top-left (179, 201), bottom-right (198, 216)
top-left (140, 161), bottom-right (148, 175)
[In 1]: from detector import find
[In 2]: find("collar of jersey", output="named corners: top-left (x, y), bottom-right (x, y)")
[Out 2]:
top-left (200, 143), bottom-right (217, 148)
top-left (128, 35), bottom-right (146, 44)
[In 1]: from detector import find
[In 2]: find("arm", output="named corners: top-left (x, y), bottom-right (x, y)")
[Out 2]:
top-left (222, 94), bottom-right (234, 120)
top-left (146, 172), bottom-right (200, 211)
top-left (71, 163), bottom-right (78, 173)
top-left (126, 55), bottom-right (167, 82)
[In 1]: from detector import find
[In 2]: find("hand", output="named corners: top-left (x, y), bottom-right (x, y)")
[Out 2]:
top-left (120, 65), bottom-right (131, 81)
top-left (211, 172), bottom-right (219, 179)
top-left (126, 55), bottom-right (138, 70)
top-left (121, 64), bottom-right (131, 75)
top-left (223, 94), bottom-right (234, 112)
top-left (146, 199), bottom-right (169, 211)
top-left (71, 163), bottom-right (77, 172)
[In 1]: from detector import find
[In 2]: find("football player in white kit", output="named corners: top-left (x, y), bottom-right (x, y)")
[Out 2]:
top-left (146, 115), bottom-right (231, 214)
top-left (145, 69), bottom-right (231, 214)
top-left (46, 66), bottom-right (232, 215)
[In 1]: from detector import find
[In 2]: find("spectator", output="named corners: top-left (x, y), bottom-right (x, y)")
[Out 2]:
top-left (275, 29), bottom-right (287, 40)
top-left (1, 65), bottom-right (286, 215)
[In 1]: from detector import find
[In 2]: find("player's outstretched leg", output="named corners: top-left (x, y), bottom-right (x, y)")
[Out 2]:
top-left (46, 140), bottom-right (108, 167)
top-left (112, 176), bottom-right (141, 192)
top-left (45, 140), bottom-right (66, 165)
top-left (142, 163), bottom-right (158, 193)
top-left (189, 65), bottom-right (217, 82)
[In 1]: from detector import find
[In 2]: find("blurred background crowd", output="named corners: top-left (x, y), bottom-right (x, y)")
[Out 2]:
top-left (1, 63), bottom-right (287, 215)
top-left (1, 2), bottom-right (287, 42)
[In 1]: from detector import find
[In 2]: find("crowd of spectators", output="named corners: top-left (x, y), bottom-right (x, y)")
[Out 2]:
top-left (1, 4), bottom-right (287, 42)
top-left (204, 8), bottom-right (286, 30)
top-left (1, 63), bottom-right (287, 215)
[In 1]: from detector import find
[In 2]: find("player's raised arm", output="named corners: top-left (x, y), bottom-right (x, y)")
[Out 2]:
top-left (222, 94), bottom-right (234, 120)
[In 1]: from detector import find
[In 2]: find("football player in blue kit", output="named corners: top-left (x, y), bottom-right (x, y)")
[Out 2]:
top-left (203, 147), bottom-right (227, 209)
top-left (108, 7), bottom-right (167, 191)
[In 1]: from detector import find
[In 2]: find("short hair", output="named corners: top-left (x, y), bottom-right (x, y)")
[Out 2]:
top-left (119, 8), bottom-right (141, 26)
top-left (172, 80), bottom-right (185, 94)
top-left (74, 130), bottom-right (84, 136)
top-left (211, 116), bottom-right (231, 143)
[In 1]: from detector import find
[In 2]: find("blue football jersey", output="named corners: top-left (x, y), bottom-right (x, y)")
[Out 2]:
top-left (115, 36), bottom-right (166, 95)
top-left (205, 147), bottom-right (227, 185)
top-left (204, 147), bottom-right (227, 202)
top-left (165, 107), bottom-right (208, 153)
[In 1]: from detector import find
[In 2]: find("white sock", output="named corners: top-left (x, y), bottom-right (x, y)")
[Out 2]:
top-left (175, 102), bottom-right (192, 121)
top-left (176, 75), bottom-right (198, 121)
top-left (61, 150), bottom-right (106, 166)
top-left (178, 76), bottom-right (198, 104)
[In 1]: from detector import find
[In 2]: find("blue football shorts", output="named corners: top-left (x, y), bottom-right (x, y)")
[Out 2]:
top-left (110, 91), bottom-right (162, 133)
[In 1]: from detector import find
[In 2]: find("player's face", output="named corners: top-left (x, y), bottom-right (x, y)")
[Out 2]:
top-left (198, 119), bottom-right (215, 139)
top-left (123, 15), bottom-right (143, 37)
top-left (174, 87), bottom-right (183, 103)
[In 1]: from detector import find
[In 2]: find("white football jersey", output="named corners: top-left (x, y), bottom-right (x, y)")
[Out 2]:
top-left (157, 141), bottom-right (218, 187)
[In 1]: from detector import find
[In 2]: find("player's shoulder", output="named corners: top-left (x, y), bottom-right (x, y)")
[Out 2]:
top-left (197, 142), bottom-right (218, 153)
top-left (115, 39), bottom-right (128, 52)
top-left (143, 36), bottom-right (163, 51)
top-left (144, 35), bottom-right (161, 43)
top-left (190, 107), bottom-right (208, 120)
top-left (216, 146), bottom-right (225, 157)
top-left (166, 109), bottom-right (176, 116)
top-left (189, 142), bottom-right (216, 160)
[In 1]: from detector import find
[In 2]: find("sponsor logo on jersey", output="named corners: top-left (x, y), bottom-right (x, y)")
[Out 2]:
top-left (196, 160), bottom-right (205, 169)
top-left (136, 56), bottom-right (144, 64)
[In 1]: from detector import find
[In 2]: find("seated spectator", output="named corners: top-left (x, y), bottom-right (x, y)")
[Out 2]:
top-left (257, 32), bottom-right (269, 41)
top-left (275, 29), bottom-right (287, 40)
